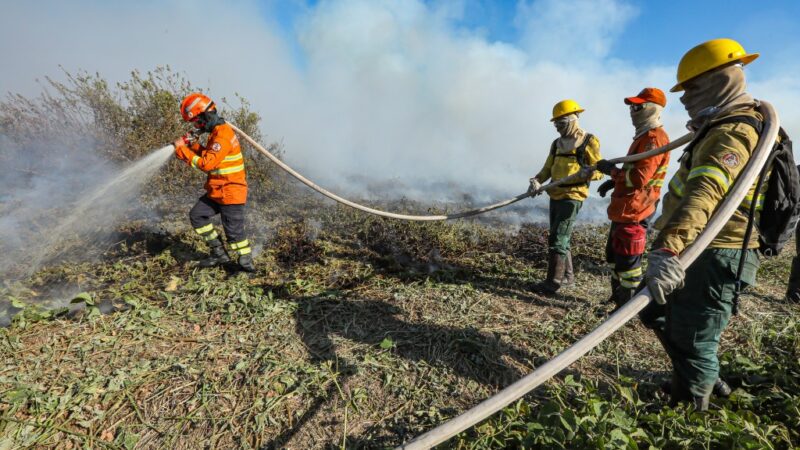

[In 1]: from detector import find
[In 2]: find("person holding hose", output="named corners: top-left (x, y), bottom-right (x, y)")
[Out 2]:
top-left (529, 100), bottom-right (603, 294)
top-left (173, 93), bottom-right (255, 272)
top-left (644, 38), bottom-right (767, 410)
top-left (595, 88), bottom-right (670, 308)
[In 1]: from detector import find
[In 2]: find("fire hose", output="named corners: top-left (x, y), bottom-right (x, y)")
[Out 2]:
top-left (394, 101), bottom-right (780, 449)
top-left (228, 123), bottom-right (694, 221)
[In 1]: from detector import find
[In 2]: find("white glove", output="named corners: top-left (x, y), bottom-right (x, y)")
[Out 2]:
top-left (528, 178), bottom-right (542, 196)
top-left (646, 249), bottom-right (686, 305)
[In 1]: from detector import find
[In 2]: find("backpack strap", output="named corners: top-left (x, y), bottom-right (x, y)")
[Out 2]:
top-left (557, 134), bottom-right (595, 188)
top-left (682, 116), bottom-right (763, 170)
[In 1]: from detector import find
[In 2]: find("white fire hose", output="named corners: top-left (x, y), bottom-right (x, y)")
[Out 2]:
top-left (229, 123), bottom-right (693, 221)
top-left (394, 101), bottom-right (779, 449)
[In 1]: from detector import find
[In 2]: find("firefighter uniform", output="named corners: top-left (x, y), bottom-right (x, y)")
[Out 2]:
top-left (647, 109), bottom-right (764, 403)
top-left (606, 126), bottom-right (670, 306)
top-left (174, 102), bottom-right (254, 270)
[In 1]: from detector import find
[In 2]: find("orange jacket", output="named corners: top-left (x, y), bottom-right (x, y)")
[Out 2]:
top-left (175, 123), bottom-right (247, 205)
top-left (607, 127), bottom-right (670, 223)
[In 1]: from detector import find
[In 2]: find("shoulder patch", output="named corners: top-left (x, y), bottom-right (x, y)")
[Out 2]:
top-left (211, 142), bottom-right (222, 152)
top-left (721, 152), bottom-right (740, 168)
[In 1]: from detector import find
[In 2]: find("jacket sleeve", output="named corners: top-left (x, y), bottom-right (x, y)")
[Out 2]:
top-left (175, 133), bottom-right (232, 173)
top-left (623, 132), bottom-right (670, 189)
top-left (653, 125), bottom-right (756, 254)
top-left (534, 149), bottom-right (554, 183)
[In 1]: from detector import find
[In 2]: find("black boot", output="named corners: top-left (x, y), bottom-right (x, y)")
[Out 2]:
top-left (787, 257), bottom-right (800, 302)
top-left (692, 394), bottom-right (710, 411)
top-left (199, 238), bottom-right (230, 267)
top-left (238, 253), bottom-right (256, 272)
top-left (713, 378), bottom-right (732, 397)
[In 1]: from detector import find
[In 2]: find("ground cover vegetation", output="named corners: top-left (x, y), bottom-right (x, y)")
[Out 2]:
top-left (1, 69), bottom-right (798, 449)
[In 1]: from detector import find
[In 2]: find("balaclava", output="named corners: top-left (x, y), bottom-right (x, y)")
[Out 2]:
top-left (554, 114), bottom-right (585, 151)
top-left (631, 103), bottom-right (664, 139)
top-left (196, 110), bottom-right (226, 133)
top-left (680, 63), bottom-right (755, 129)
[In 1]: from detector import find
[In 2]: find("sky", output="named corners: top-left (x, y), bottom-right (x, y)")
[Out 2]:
top-left (2, 0), bottom-right (799, 207)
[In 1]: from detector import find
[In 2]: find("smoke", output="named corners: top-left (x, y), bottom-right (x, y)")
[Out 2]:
top-left (1, 0), bottom-right (799, 209)
top-left (0, 138), bottom-right (173, 278)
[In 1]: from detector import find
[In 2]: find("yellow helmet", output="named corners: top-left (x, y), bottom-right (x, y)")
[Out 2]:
top-left (671, 38), bottom-right (759, 92)
top-left (551, 99), bottom-right (584, 121)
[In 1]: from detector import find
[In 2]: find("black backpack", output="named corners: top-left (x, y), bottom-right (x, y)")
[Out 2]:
top-left (549, 134), bottom-right (594, 187)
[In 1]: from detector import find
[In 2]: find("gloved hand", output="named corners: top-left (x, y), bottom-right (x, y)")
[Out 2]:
top-left (528, 178), bottom-right (542, 196)
top-left (597, 179), bottom-right (615, 197)
top-left (646, 248), bottom-right (685, 305)
top-left (596, 159), bottom-right (618, 175)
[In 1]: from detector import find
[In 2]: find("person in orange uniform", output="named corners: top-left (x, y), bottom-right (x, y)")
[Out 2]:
top-left (595, 88), bottom-right (670, 307)
top-left (173, 93), bottom-right (254, 272)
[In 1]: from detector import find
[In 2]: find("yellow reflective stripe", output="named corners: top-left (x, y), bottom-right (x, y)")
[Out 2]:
top-left (203, 230), bottom-right (219, 241)
top-left (237, 247), bottom-right (252, 255)
top-left (655, 166), bottom-right (668, 174)
top-left (191, 155), bottom-right (201, 169)
top-left (687, 165), bottom-right (732, 192)
top-left (620, 278), bottom-right (639, 288)
top-left (223, 153), bottom-right (243, 162)
top-left (740, 193), bottom-right (765, 211)
top-left (669, 177), bottom-right (684, 197)
top-left (647, 179), bottom-right (665, 187)
top-left (194, 223), bottom-right (214, 234)
top-left (617, 267), bottom-right (643, 279)
top-left (229, 240), bottom-right (250, 250)
top-left (209, 164), bottom-right (245, 175)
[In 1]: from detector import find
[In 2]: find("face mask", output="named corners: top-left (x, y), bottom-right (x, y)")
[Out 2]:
top-left (554, 114), bottom-right (579, 137)
top-left (630, 102), bottom-right (663, 138)
top-left (680, 63), bottom-right (747, 120)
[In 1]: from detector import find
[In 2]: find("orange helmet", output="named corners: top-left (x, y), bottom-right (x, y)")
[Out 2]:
top-left (180, 93), bottom-right (216, 122)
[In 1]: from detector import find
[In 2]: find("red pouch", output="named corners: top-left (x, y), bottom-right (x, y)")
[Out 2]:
top-left (612, 223), bottom-right (646, 256)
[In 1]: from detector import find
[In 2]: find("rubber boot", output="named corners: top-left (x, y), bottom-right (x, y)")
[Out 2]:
top-left (238, 253), bottom-right (256, 272)
top-left (662, 377), bottom-right (730, 399)
top-left (692, 394), bottom-right (710, 411)
top-left (562, 251), bottom-right (575, 287)
top-left (786, 256), bottom-right (800, 303)
top-left (668, 372), bottom-right (692, 407)
top-left (533, 251), bottom-right (566, 294)
top-left (606, 277), bottom-right (621, 305)
top-left (199, 238), bottom-right (230, 268)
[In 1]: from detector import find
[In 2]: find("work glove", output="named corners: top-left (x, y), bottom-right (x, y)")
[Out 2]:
top-left (645, 248), bottom-right (685, 305)
top-left (528, 178), bottom-right (543, 196)
top-left (596, 159), bottom-right (618, 176)
top-left (597, 179), bottom-right (615, 198)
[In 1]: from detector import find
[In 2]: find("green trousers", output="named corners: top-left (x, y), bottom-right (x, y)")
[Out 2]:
top-left (641, 248), bottom-right (759, 398)
top-left (548, 199), bottom-right (582, 255)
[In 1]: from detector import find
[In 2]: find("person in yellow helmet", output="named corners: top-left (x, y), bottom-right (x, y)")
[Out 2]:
top-left (643, 38), bottom-right (768, 410)
top-left (529, 100), bottom-right (603, 293)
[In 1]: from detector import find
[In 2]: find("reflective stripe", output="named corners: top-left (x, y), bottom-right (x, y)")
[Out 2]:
top-left (203, 230), bottom-right (219, 241)
top-left (617, 267), bottom-right (643, 289)
top-left (740, 193), bottom-right (765, 211)
top-left (647, 179), bottom-right (665, 187)
top-left (619, 277), bottom-right (640, 289)
top-left (185, 97), bottom-right (203, 115)
top-left (617, 267), bottom-right (643, 279)
top-left (655, 166), bottom-right (668, 174)
top-left (687, 165), bottom-right (732, 192)
top-left (195, 223), bottom-right (214, 234)
top-left (237, 247), bottom-right (252, 255)
top-left (669, 177), bottom-right (685, 197)
top-left (210, 164), bottom-right (245, 175)
top-left (223, 153), bottom-right (243, 162)
top-left (229, 239), bottom-right (250, 250)
top-left (191, 155), bottom-right (201, 169)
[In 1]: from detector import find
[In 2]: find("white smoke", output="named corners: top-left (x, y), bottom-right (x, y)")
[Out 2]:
top-left (1, 0), bottom-right (798, 206)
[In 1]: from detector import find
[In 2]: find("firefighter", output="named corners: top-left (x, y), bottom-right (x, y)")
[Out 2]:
top-left (173, 93), bottom-right (255, 272)
top-left (595, 88), bottom-right (670, 308)
top-left (529, 100), bottom-right (603, 293)
top-left (644, 38), bottom-right (765, 410)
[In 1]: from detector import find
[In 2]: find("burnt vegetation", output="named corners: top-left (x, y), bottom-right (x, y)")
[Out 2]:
top-left (1, 69), bottom-right (799, 449)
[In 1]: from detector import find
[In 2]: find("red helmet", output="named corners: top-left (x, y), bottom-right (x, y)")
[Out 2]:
top-left (180, 93), bottom-right (216, 122)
